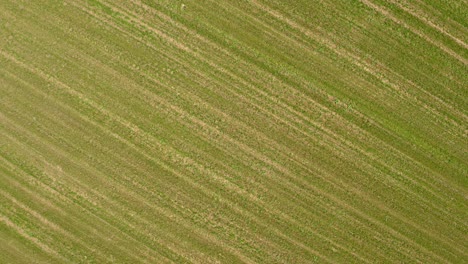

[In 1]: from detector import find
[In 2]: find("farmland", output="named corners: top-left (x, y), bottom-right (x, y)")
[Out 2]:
top-left (0, 0), bottom-right (466, 263)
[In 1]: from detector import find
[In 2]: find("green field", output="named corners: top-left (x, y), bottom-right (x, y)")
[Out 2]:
top-left (0, 0), bottom-right (466, 263)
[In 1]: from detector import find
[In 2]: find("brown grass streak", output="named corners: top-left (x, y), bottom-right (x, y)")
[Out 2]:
top-left (0, 188), bottom-right (115, 262)
top-left (387, 0), bottom-right (468, 50)
top-left (0, 214), bottom-right (68, 263)
top-left (347, 1), bottom-right (466, 97)
top-left (413, 0), bottom-right (468, 39)
top-left (359, 0), bottom-right (467, 65)
top-left (0, 237), bottom-right (38, 263)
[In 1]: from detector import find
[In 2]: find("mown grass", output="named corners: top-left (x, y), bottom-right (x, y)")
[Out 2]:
top-left (0, 0), bottom-right (466, 263)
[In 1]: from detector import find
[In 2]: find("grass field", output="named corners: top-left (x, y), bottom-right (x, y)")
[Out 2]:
top-left (0, 0), bottom-right (466, 263)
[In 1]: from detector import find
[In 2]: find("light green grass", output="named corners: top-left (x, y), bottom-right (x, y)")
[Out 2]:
top-left (0, 0), bottom-right (466, 263)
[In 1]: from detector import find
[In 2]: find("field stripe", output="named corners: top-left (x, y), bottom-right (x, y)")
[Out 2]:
top-left (0, 47), bottom-right (454, 262)
top-left (358, 0), bottom-right (466, 65)
top-left (0, 89), bottom-right (260, 263)
top-left (0, 58), bottom-right (326, 259)
top-left (387, 0), bottom-right (467, 50)
top-left (3, 3), bottom-right (464, 260)
top-left (0, 214), bottom-right (68, 263)
top-left (0, 41), bottom-right (388, 262)
top-left (0, 0), bottom-right (466, 262)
